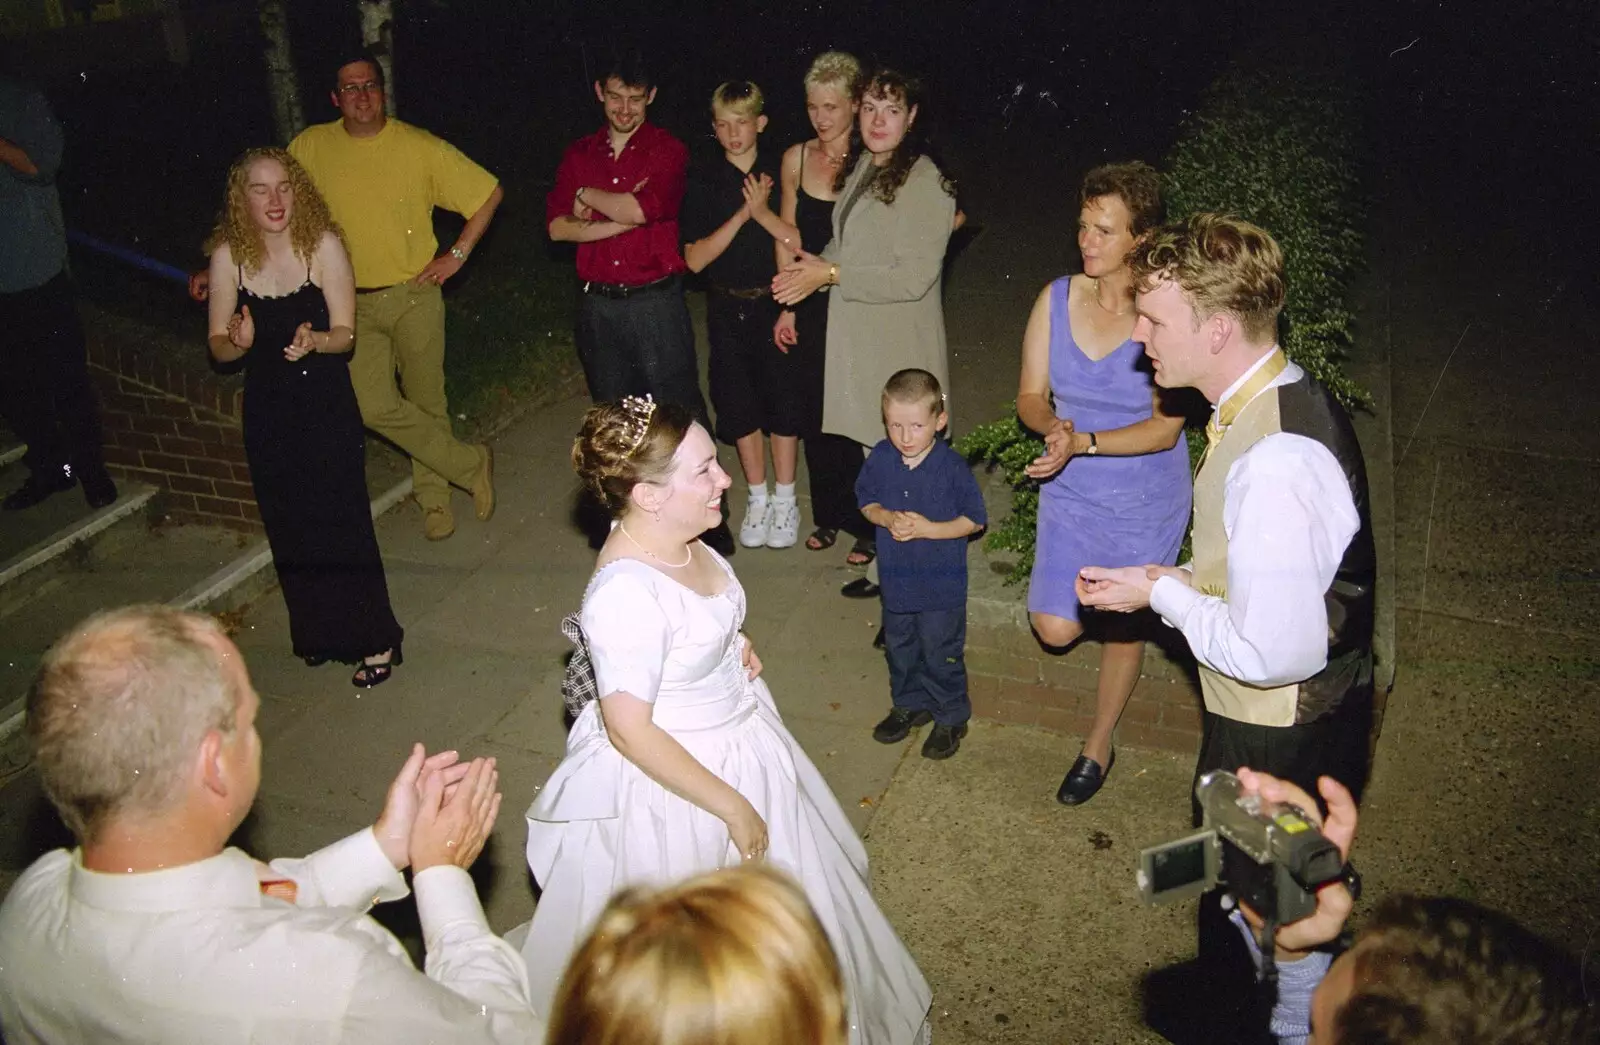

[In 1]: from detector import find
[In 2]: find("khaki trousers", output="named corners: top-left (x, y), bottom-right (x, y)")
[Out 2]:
top-left (352, 283), bottom-right (477, 511)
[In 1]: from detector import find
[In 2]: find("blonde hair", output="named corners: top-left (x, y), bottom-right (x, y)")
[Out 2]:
top-left (1129, 213), bottom-right (1286, 343)
top-left (711, 80), bottom-right (764, 118)
top-left (882, 367), bottom-right (944, 416)
top-left (572, 399), bottom-right (696, 516)
top-left (203, 147), bottom-right (342, 276)
top-left (804, 50), bottom-right (861, 96)
top-left (546, 866), bottom-right (849, 1045)
top-left (28, 606), bottom-right (240, 842)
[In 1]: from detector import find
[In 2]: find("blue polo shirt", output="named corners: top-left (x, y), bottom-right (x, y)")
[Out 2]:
top-left (857, 439), bottom-right (987, 613)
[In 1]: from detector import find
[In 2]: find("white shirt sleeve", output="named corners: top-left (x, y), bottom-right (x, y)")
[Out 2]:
top-left (266, 827), bottom-right (409, 909)
top-left (1150, 433), bottom-right (1359, 686)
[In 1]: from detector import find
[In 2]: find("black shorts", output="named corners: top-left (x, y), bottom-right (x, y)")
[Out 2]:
top-left (706, 290), bottom-right (801, 442)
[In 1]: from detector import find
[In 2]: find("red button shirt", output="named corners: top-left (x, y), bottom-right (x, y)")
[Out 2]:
top-left (546, 122), bottom-right (689, 285)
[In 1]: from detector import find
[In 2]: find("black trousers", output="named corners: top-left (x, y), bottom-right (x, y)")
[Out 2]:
top-left (884, 605), bottom-right (970, 725)
top-left (805, 432), bottom-right (871, 539)
top-left (575, 275), bottom-right (708, 425)
top-left (0, 270), bottom-right (107, 479)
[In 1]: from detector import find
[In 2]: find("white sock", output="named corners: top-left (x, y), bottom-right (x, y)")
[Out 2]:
top-left (773, 482), bottom-right (796, 502)
top-left (748, 483), bottom-right (770, 502)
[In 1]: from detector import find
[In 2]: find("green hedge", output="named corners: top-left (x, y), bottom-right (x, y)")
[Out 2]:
top-left (958, 64), bottom-right (1368, 584)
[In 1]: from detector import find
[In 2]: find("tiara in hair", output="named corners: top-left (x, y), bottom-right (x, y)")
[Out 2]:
top-left (621, 394), bottom-right (656, 454)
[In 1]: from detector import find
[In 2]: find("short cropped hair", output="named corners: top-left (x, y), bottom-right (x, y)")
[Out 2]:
top-left (1129, 213), bottom-right (1286, 343)
top-left (882, 368), bottom-right (945, 415)
top-left (1335, 895), bottom-right (1595, 1045)
top-left (547, 866), bottom-right (849, 1045)
top-left (1081, 161), bottom-right (1165, 238)
top-left (711, 80), bottom-right (764, 118)
top-left (28, 606), bottom-right (240, 842)
top-left (804, 51), bottom-right (861, 96)
top-left (599, 51), bottom-right (652, 91)
top-left (333, 53), bottom-right (385, 90)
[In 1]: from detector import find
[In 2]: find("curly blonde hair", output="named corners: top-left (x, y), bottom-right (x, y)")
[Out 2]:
top-left (203, 147), bottom-right (341, 275)
top-left (1128, 213), bottom-right (1285, 343)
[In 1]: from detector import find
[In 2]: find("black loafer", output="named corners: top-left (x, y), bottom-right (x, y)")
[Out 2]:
top-left (921, 722), bottom-right (968, 760)
top-left (841, 577), bottom-right (881, 599)
top-left (1056, 751), bottom-right (1115, 806)
top-left (872, 626), bottom-right (886, 649)
top-left (872, 707), bottom-right (933, 744)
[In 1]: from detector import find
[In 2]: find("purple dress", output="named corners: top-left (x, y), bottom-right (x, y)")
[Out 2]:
top-left (1029, 276), bottom-right (1191, 622)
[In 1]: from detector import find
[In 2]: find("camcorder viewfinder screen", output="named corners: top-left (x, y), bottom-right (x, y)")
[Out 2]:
top-left (1151, 837), bottom-right (1207, 894)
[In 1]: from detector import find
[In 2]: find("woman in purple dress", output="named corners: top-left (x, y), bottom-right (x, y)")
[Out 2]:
top-left (1016, 162), bottom-right (1190, 805)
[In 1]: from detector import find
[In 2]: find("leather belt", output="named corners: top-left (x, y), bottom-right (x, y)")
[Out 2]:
top-left (709, 285), bottom-right (769, 300)
top-left (582, 273), bottom-right (677, 299)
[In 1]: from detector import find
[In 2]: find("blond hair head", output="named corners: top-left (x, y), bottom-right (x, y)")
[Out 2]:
top-left (546, 866), bottom-right (849, 1045)
top-left (27, 606), bottom-right (240, 842)
top-left (1129, 213), bottom-right (1286, 343)
top-left (204, 147), bottom-right (343, 276)
top-left (804, 51), bottom-right (861, 97)
top-left (711, 80), bottom-right (764, 118)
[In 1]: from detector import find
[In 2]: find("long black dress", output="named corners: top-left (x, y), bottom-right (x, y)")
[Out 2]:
top-left (238, 269), bottom-right (403, 664)
top-left (794, 182), bottom-right (869, 541)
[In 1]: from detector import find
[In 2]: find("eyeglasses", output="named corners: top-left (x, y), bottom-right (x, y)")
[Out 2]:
top-left (338, 81), bottom-right (382, 96)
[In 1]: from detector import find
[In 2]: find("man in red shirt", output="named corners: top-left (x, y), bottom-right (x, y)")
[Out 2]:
top-left (548, 54), bottom-right (733, 553)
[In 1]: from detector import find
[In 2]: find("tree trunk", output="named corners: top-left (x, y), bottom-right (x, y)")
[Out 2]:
top-left (258, 0), bottom-right (304, 144)
top-left (357, 0), bottom-right (396, 117)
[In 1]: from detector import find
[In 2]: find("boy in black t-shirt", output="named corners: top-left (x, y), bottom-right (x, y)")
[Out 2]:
top-left (683, 81), bottom-right (803, 551)
top-left (856, 369), bottom-right (987, 759)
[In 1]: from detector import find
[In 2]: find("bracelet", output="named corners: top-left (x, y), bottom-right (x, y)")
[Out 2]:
top-left (449, 245), bottom-right (467, 262)
top-left (828, 263), bottom-right (839, 285)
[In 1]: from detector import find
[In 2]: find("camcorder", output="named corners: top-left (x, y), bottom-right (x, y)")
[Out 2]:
top-left (1137, 770), bottom-right (1344, 927)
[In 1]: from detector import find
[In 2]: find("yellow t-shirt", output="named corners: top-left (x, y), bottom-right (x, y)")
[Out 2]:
top-left (289, 119), bottom-right (499, 288)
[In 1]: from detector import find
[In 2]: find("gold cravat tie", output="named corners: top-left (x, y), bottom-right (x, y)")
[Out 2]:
top-left (1199, 348), bottom-right (1288, 470)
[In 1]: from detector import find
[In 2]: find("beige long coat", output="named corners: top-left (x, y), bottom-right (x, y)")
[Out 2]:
top-left (820, 155), bottom-right (957, 447)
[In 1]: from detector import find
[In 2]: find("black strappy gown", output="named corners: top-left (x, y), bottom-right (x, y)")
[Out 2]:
top-left (238, 272), bottom-right (403, 664)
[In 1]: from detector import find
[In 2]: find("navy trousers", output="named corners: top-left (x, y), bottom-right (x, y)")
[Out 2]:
top-left (883, 605), bottom-right (970, 726)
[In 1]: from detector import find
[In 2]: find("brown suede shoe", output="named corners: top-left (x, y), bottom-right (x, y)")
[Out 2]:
top-left (470, 444), bottom-right (495, 522)
top-left (423, 505), bottom-right (456, 541)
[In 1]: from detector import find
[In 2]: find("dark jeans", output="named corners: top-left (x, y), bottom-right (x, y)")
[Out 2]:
top-left (806, 432), bottom-right (871, 539)
top-left (0, 270), bottom-right (107, 479)
top-left (575, 275), bottom-right (707, 425)
top-left (883, 605), bottom-right (970, 726)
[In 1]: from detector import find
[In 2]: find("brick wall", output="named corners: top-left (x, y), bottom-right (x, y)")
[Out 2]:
top-left (86, 331), bottom-right (262, 533)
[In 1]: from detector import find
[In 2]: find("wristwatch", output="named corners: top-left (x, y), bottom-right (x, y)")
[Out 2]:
top-left (1085, 432), bottom-right (1099, 455)
top-left (449, 245), bottom-right (467, 262)
top-left (828, 263), bottom-right (839, 285)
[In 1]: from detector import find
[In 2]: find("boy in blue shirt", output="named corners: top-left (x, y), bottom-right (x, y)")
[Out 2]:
top-left (857, 369), bottom-right (987, 759)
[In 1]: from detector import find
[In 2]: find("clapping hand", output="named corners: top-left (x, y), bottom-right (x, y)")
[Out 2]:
top-left (1025, 419), bottom-right (1076, 479)
top-left (409, 755), bottom-right (502, 872)
top-left (771, 249), bottom-right (833, 306)
top-left (1235, 768), bottom-right (1359, 959)
top-left (888, 510), bottom-right (928, 542)
top-left (372, 744), bottom-right (471, 869)
top-left (227, 305), bottom-right (255, 350)
top-left (284, 322), bottom-right (317, 361)
top-left (742, 173), bottom-right (775, 221)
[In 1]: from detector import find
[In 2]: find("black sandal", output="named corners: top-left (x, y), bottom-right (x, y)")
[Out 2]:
top-left (805, 527), bottom-right (839, 551)
top-left (846, 536), bottom-right (876, 567)
top-left (352, 649), bottom-right (400, 689)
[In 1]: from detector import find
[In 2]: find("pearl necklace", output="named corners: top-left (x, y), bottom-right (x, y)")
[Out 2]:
top-left (618, 522), bottom-right (692, 568)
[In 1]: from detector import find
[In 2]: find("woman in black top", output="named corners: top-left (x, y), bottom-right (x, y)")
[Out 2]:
top-left (205, 147), bottom-right (403, 687)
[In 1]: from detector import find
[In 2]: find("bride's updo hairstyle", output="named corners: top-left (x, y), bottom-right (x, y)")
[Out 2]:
top-left (572, 395), bottom-right (695, 516)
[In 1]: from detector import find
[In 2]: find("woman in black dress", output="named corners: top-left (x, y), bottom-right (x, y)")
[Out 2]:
top-left (205, 147), bottom-right (403, 687)
top-left (772, 51), bottom-right (871, 565)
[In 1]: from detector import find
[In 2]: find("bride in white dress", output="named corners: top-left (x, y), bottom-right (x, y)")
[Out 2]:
top-left (522, 396), bottom-right (932, 1044)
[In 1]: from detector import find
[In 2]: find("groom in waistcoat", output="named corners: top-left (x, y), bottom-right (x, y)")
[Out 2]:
top-left (1076, 213), bottom-right (1375, 809)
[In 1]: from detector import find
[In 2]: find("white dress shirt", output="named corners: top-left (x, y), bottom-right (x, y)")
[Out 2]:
top-left (0, 828), bottom-right (542, 1044)
top-left (1150, 356), bottom-right (1361, 687)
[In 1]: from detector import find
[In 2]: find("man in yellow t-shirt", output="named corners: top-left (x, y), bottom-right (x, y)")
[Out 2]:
top-left (288, 55), bottom-right (504, 541)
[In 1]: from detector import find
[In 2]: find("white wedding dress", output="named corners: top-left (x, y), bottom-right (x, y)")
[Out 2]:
top-left (522, 549), bottom-right (932, 1044)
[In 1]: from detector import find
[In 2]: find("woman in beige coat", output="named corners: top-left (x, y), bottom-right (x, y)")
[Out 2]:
top-left (774, 68), bottom-right (958, 582)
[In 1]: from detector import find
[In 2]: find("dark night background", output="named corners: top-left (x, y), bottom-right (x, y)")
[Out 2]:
top-left (3, 0), bottom-right (1593, 306)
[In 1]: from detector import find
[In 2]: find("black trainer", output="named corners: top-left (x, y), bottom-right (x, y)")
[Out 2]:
top-left (2, 469), bottom-right (75, 511)
top-left (921, 722), bottom-right (968, 760)
top-left (871, 707), bottom-right (932, 744)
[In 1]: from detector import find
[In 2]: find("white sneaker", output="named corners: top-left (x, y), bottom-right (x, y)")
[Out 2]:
top-left (765, 498), bottom-right (800, 548)
top-left (739, 498), bottom-right (772, 547)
